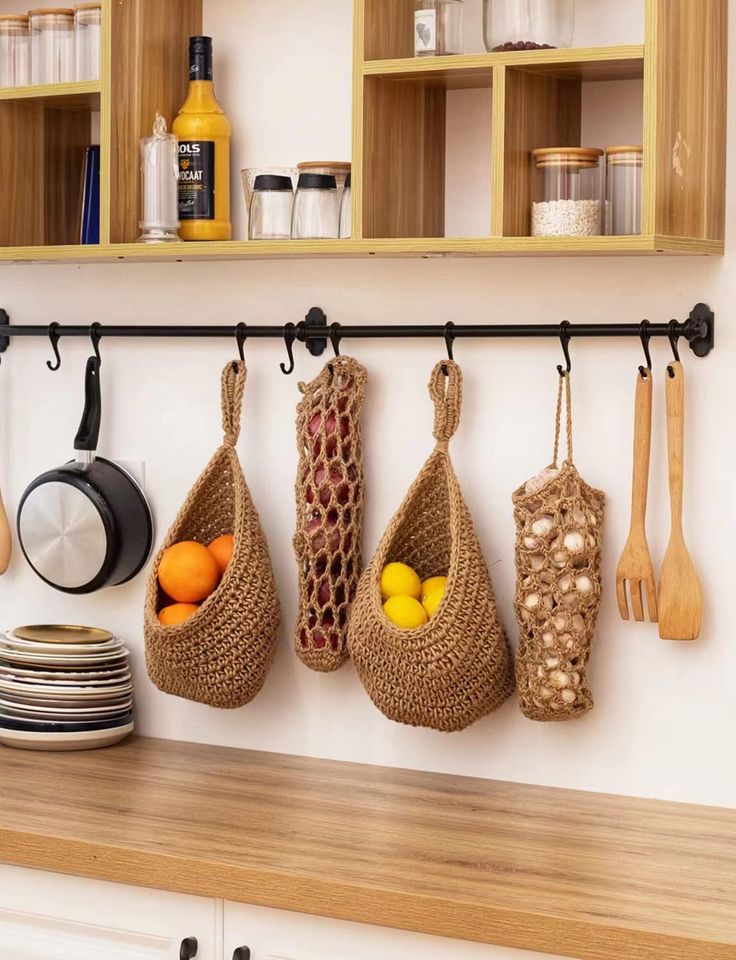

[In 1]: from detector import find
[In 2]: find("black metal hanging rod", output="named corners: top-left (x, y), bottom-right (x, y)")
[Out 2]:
top-left (0, 303), bottom-right (715, 360)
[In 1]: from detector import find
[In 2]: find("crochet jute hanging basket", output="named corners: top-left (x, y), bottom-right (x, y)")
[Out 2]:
top-left (145, 361), bottom-right (281, 709)
top-left (293, 356), bottom-right (368, 672)
top-left (348, 361), bottom-right (514, 732)
top-left (512, 372), bottom-right (605, 722)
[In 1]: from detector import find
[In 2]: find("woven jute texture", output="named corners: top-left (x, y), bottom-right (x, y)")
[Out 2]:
top-left (293, 356), bottom-right (368, 672)
top-left (512, 373), bottom-right (605, 722)
top-left (144, 361), bottom-right (280, 709)
top-left (348, 361), bottom-right (514, 732)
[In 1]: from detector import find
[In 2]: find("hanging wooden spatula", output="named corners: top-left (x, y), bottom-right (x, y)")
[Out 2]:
top-left (658, 361), bottom-right (702, 641)
top-left (616, 368), bottom-right (657, 622)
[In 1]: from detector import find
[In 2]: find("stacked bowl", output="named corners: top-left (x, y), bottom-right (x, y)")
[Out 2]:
top-left (0, 625), bottom-right (134, 751)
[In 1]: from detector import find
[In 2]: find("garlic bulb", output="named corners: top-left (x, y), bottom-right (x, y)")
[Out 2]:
top-left (558, 575), bottom-right (572, 594)
top-left (539, 686), bottom-right (554, 700)
top-left (575, 576), bottom-right (593, 595)
top-left (542, 631), bottom-right (555, 648)
top-left (523, 536), bottom-right (539, 551)
top-left (531, 516), bottom-right (555, 539)
top-left (563, 531), bottom-right (585, 554)
top-left (552, 549), bottom-right (568, 568)
top-left (529, 554), bottom-right (545, 572)
top-left (572, 506), bottom-right (586, 526)
top-left (549, 669), bottom-right (570, 689)
top-left (553, 614), bottom-right (569, 631)
top-left (545, 657), bottom-right (560, 669)
top-left (561, 689), bottom-right (577, 705)
top-left (524, 593), bottom-right (540, 610)
top-left (524, 467), bottom-right (560, 495)
top-left (571, 614), bottom-right (585, 633)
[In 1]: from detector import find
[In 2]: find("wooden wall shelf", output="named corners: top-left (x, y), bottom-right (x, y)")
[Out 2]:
top-left (0, 737), bottom-right (735, 960)
top-left (0, 0), bottom-right (725, 264)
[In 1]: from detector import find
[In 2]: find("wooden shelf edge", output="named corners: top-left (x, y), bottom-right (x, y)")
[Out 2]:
top-left (0, 80), bottom-right (101, 109)
top-left (0, 235), bottom-right (722, 263)
top-left (363, 44), bottom-right (646, 78)
top-left (0, 736), bottom-right (735, 960)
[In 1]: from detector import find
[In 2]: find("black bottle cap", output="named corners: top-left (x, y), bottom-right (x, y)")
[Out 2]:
top-left (297, 173), bottom-right (337, 190)
top-left (189, 36), bottom-right (213, 81)
top-left (254, 175), bottom-right (294, 192)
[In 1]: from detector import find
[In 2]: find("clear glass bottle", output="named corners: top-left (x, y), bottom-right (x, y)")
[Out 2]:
top-left (292, 174), bottom-right (339, 239)
top-left (30, 8), bottom-right (75, 85)
top-left (74, 2), bottom-right (101, 81)
top-left (531, 147), bottom-right (604, 237)
top-left (249, 174), bottom-right (294, 240)
top-left (484, 0), bottom-right (574, 52)
top-left (606, 146), bottom-right (642, 236)
top-left (139, 113), bottom-right (181, 244)
top-left (0, 15), bottom-right (29, 88)
top-left (339, 173), bottom-right (352, 239)
top-left (414, 0), bottom-right (463, 57)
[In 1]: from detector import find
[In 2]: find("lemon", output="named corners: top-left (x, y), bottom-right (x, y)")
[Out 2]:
top-left (383, 596), bottom-right (428, 630)
top-left (421, 576), bottom-right (447, 601)
top-left (380, 562), bottom-right (421, 600)
top-left (422, 589), bottom-right (444, 620)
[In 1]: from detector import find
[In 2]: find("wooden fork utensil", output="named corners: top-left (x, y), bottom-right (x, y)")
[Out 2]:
top-left (657, 361), bottom-right (703, 641)
top-left (616, 367), bottom-right (657, 622)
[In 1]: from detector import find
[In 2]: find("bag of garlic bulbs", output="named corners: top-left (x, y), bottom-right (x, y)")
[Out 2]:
top-left (348, 361), bottom-right (514, 732)
top-left (512, 372), bottom-right (605, 722)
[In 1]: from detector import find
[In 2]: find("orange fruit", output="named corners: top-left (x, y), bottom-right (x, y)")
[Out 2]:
top-left (208, 533), bottom-right (234, 575)
top-left (158, 603), bottom-right (199, 626)
top-left (158, 541), bottom-right (221, 603)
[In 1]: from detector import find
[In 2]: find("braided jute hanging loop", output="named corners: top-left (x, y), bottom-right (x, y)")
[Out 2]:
top-left (512, 372), bottom-right (605, 722)
top-left (144, 360), bottom-right (281, 709)
top-left (348, 360), bottom-right (514, 732)
top-left (293, 356), bottom-right (368, 671)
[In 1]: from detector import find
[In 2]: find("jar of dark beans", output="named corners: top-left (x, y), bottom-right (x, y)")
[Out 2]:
top-left (483, 0), bottom-right (574, 52)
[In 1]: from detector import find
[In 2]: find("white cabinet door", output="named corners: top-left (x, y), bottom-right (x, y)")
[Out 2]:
top-left (0, 864), bottom-right (220, 960)
top-left (224, 902), bottom-right (568, 960)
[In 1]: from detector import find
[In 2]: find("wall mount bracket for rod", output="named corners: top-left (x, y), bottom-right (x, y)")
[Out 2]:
top-left (301, 306), bottom-right (327, 357)
top-left (0, 309), bottom-right (8, 356)
top-left (685, 303), bottom-right (715, 357)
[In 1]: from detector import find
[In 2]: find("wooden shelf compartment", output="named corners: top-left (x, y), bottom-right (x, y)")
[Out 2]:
top-left (1, 736), bottom-right (736, 960)
top-left (0, 80), bottom-right (101, 109)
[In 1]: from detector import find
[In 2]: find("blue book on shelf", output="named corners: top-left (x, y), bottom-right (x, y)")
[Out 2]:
top-left (80, 145), bottom-right (100, 245)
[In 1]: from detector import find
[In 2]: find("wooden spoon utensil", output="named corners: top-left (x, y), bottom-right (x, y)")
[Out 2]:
top-left (657, 361), bottom-right (703, 641)
top-left (616, 368), bottom-right (657, 622)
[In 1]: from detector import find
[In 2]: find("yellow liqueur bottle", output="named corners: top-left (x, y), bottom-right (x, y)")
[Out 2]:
top-left (173, 36), bottom-right (231, 241)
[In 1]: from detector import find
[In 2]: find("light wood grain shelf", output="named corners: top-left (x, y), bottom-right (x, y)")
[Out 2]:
top-left (0, 80), bottom-right (101, 109)
top-left (0, 737), bottom-right (735, 960)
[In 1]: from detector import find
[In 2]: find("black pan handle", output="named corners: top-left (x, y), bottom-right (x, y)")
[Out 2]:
top-left (74, 356), bottom-right (102, 452)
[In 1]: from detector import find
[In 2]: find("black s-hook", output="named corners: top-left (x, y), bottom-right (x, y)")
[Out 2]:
top-left (329, 323), bottom-right (342, 358)
top-left (235, 322), bottom-right (247, 362)
top-left (90, 322), bottom-right (102, 364)
top-left (639, 319), bottom-right (652, 378)
top-left (557, 321), bottom-right (572, 377)
top-left (280, 322), bottom-right (297, 375)
top-left (46, 322), bottom-right (61, 371)
top-left (667, 319), bottom-right (681, 379)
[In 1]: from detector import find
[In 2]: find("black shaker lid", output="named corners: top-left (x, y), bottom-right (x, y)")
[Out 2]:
top-left (253, 174), bottom-right (293, 192)
top-left (344, 172), bottom-right (351, 189)
top-left (297, 173), bottom-right (337, 190)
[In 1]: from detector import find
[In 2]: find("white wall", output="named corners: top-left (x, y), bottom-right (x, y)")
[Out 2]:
top-left (0, 0), bottom-right (733, 810)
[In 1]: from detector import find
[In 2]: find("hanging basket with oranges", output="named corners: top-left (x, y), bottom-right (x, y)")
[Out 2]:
top-left (347, 361), bottom-right (515, 732)
top-left (293, 356), bottom-right (368, 672)
top-left (144, 361), bottom-right (281, 709)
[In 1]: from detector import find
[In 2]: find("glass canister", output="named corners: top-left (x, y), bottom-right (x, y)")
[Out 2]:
top-left (414, 0), bottom-right (463, 57)
top-left (0, 15), bottom-right (30, 88)
top-left (339, 172), bottom-right (352, 239)
top-left (484, 0), bottom-right (574, 51)
top-left (30, 8), bottom-right (75, 84)
top-left (606, 146), bottom-right (643, 236)
top-left (74, 2), bottom-right (101, 81)
top-left (292, 174), bottom-right (339, 239)
top-left (531, 147), bottom-right (604, 237)
top-left (249, 174), bottom-right (294, 240)
top-left (139, 113), bottom-right (181, 244)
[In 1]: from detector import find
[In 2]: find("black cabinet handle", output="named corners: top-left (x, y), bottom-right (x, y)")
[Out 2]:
top-left (180, 938), bottom-right (198, 960)
top-left (232, 948), bottom-right (251, 960)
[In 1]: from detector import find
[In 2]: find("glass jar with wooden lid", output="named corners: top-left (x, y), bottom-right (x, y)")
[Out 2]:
top-left (531, 147), bottom-right (604, 238)
top-left (606, 146), bottom-right (643, 236)
top-left (0, 14), bottom-right (29, 88)
top-left (29, 8), bottom-right (74, 84)
top-left (74, 2), bottom-right (101, 81)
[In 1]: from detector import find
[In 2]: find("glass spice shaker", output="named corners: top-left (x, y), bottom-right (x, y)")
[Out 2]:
top-left (414, 0), bottom-right (463, 57)
top-left (74, 2), bottom-right (101, 81)
top-left (292, 174), bottom-right (340, 240)
top-left (249, 174), bottom-right (294, 240)
top-left (30, 8), bottom-right (75, 85)
top-left (0, 14), bottom-right (30, 88)
top-left (139, 113), bottom-right (181, 243)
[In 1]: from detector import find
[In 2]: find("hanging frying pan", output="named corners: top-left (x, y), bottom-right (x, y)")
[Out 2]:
top-left (17, 356), bottom-right (153, 594)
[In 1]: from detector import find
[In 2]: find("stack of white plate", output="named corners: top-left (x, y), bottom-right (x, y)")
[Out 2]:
top-left (0, 625), bottom-right (134, 751)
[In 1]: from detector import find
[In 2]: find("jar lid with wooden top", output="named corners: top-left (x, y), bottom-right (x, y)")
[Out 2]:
top-left (606, 145), bottom-right (643, 166)
top-left (532, 147), bottom-right (604, 169)
top-left (29, 8), bottom-right (75, 19)
top-left (0, 14), bottom-right (29, 22)
top-left (74, 2), bottom-right (102, 8)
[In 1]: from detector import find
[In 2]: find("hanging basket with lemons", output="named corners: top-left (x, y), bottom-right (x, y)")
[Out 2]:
top-left (348, 361), bottom-right (514, 732)
top-left (144, 361), bottom-right (281, 709)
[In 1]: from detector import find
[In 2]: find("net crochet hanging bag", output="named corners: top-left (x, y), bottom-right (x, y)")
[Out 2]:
top-left (348, 360), bottom-right (514, 732)
top-left (293, 356), bottom-right (368, 672)
top-left (145, 361), bottom-right (281, 709)
top-left (512, 372), bottom-right (605, 722)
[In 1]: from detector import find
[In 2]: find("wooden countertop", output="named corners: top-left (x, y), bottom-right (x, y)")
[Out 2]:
top-left (0, 737), bottom-right (734, 960)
